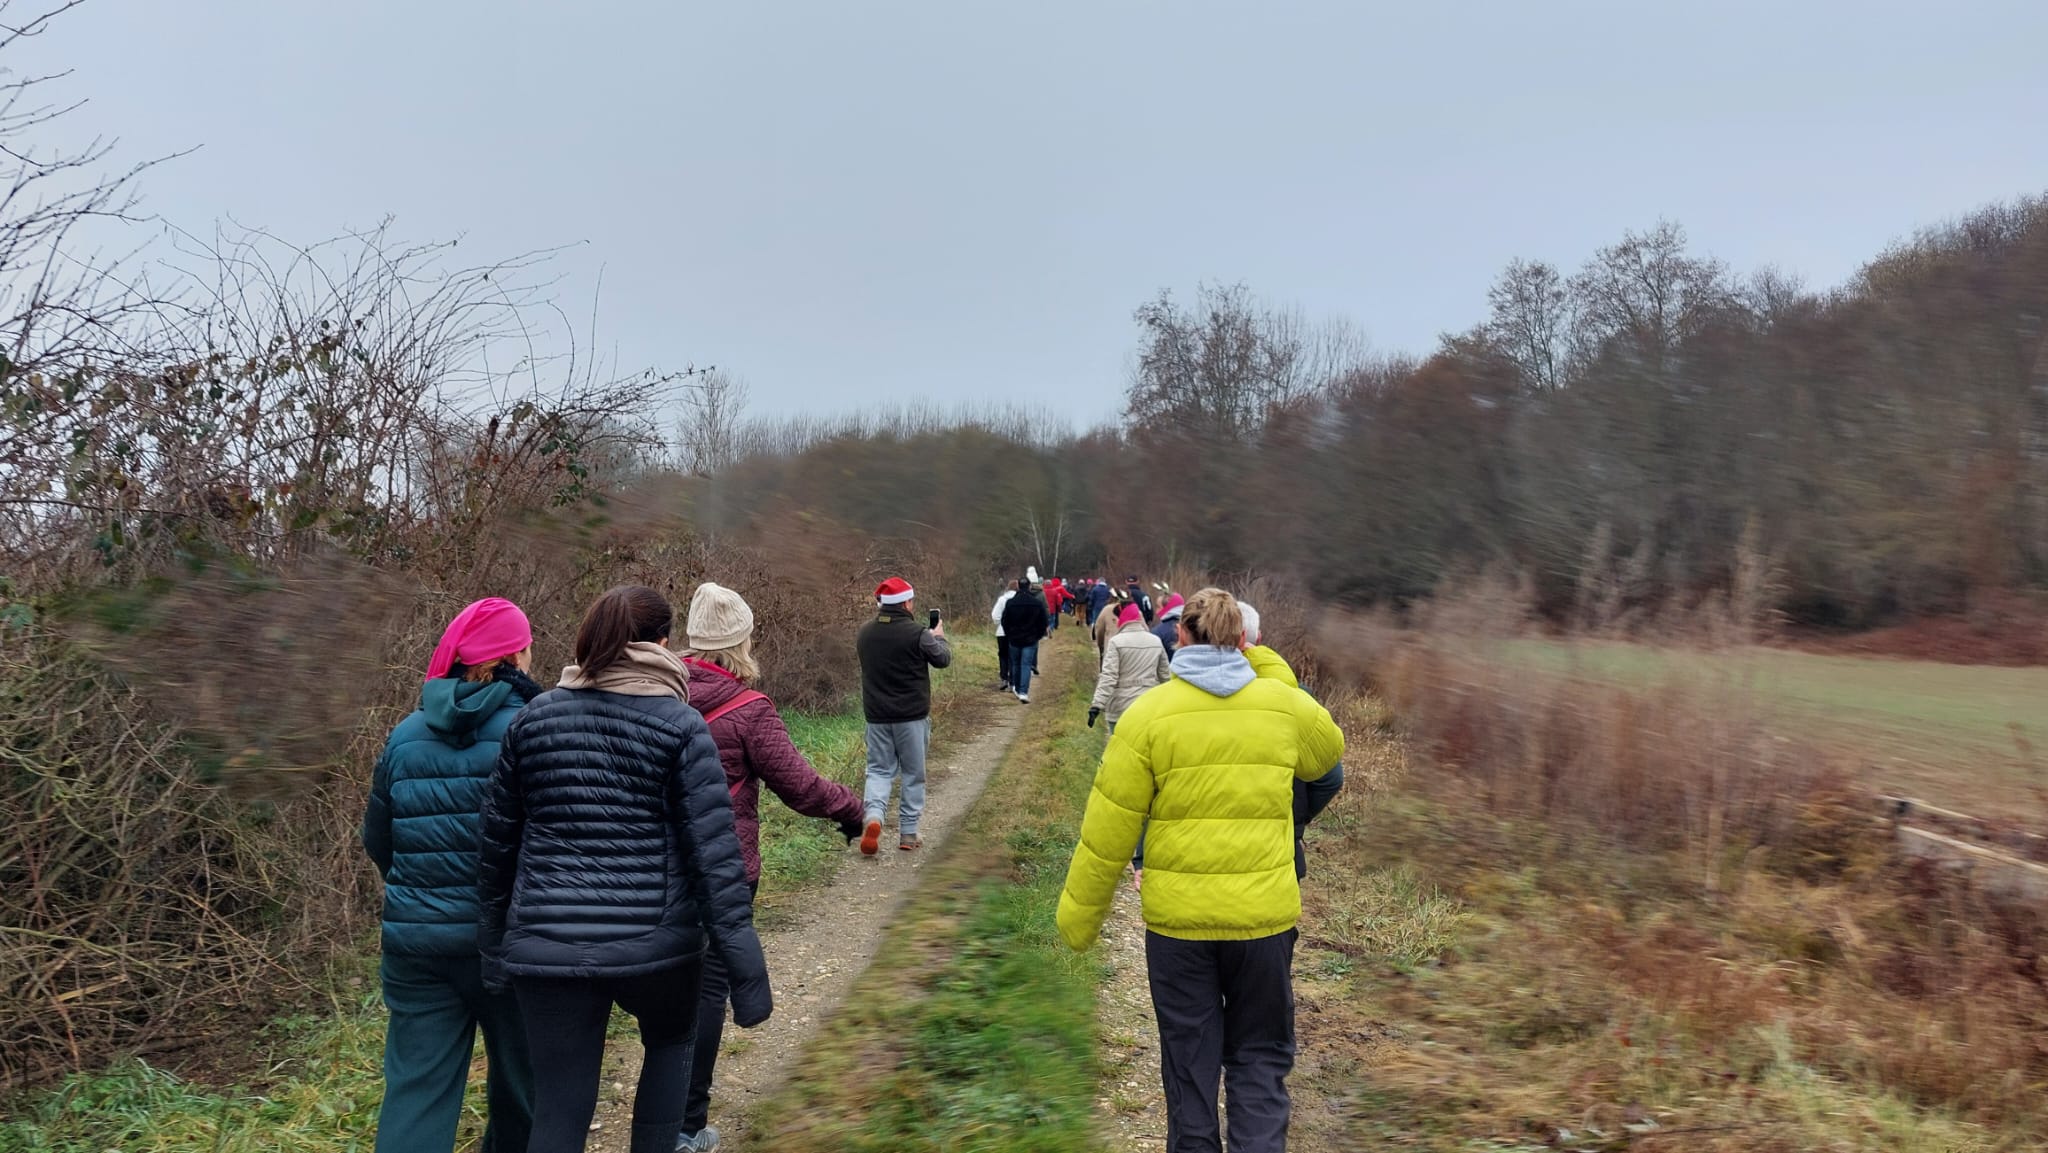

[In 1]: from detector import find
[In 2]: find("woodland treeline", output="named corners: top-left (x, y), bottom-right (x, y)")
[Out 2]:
top-left (702, 198), bottom-right (2048, 628)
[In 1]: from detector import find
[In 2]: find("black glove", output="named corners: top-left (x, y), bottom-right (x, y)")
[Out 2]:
top-left (731, 973), bottom-right (774, 1028)
top-left (1087, 707), bottom-right (1101, 728)
top-left (838, 817), bottom-right (865, 844)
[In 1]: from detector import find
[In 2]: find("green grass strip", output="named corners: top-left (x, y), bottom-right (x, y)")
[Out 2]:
top-left (752, 645), bottom-right (1105, 1153)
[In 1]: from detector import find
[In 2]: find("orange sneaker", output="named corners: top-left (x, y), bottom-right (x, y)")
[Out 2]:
top-left (859, 819), bottom-right (882, 856)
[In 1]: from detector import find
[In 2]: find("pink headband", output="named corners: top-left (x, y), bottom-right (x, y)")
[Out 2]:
top-left (425, 598), bottom-right (533, 681)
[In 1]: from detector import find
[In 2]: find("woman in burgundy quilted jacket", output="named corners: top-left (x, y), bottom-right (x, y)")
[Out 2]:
top-left (677, 582), bottom-right (864, 1150)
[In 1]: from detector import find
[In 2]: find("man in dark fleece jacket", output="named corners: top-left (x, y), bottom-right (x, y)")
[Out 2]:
top-left (999, 575), bottom-right (1051, 703)
top-left (856, 577), bottom-right (953, 853)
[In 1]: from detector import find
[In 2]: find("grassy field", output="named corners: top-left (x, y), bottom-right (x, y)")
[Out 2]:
top-left (1501, 638), bottom-right (2048, 817)
top-left (750, 638), bottom-right (1103, 1153)
top-left (1290, 731), bottom-right (2040, 1151)
top-left (1281, 629), bottom-right (2048, 1151)
top-left (0, 636), bottom-right (999, 1153)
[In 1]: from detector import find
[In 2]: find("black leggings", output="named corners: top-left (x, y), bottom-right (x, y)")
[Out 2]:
top-left (686, 882), bottom-right (757, 1132)
top-left (514, 960), bottom-right (705, 1152)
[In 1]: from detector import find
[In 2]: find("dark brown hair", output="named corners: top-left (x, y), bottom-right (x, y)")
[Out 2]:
top-left (573, 585), bottom-right (674, 679)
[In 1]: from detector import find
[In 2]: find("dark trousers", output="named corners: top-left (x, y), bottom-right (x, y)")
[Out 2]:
top-left (515, 959), bottom-right (705, 1153)
top-left (997, 635), bottom-right (1012, 687)
top-left (375, 952), bottom-right (532, 1153)
top-left (1145, 929), bottom-right (1298, 1153)
top-left (686, 882), bottom-right (758, 1133)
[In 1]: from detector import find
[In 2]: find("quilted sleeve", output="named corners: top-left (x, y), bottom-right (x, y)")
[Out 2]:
top-left (1292, 692), bottom-right (1345, 784)
top-left (476, 731), bottom-right (526, 968)
top-left (746, 701), bottom-right (863, 824)
top-left (1057, 712), bottom-right (1156, 951)
top-left (361, 749), bottom-right (395, 879)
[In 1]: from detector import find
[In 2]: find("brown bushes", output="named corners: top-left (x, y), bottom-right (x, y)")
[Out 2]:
top-left (0, 213), bottom-right (919, 1088)
top-left (0, 632), bottom-right (375, 1086)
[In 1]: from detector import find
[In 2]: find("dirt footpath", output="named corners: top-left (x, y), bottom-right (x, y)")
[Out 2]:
top-left (584, 703), bottom-right (1027, 1152)
top-left (1096, 879), bottom-right (1170, 1150)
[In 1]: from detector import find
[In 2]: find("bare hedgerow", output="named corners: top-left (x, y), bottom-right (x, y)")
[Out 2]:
top-left (0, 20), bottom-right (707, 1081)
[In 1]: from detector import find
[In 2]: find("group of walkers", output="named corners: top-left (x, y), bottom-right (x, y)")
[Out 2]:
top-left (1060, 587), bottom-right (1345, 1153)
top-left (363, 565), bottom-right (1338, 1153)
top-left (364, 576), bottom-right (949, 1153)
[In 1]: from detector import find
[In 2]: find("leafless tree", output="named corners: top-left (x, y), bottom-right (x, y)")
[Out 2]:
top-left (1741, 264), bottom-right (1808, 325)
top-left (1024, 505), bottom-right (1072, 576)
top-left (1566, 220), bottom-right (1734, 365)
top-left (0, 2), bottom-right (183, 498)
top-left (1125, 283), bottom-right (1365, 442)
top-left (1483, 258), bottom-right (1569, 391)
top-left (677, 367), bottom-right (747, 476)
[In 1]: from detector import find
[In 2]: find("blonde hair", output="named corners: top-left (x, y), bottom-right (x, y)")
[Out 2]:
top-left (683, 636), bottom-right (760, 683)
top-left (1178, 587), bottom-right (1245, 649)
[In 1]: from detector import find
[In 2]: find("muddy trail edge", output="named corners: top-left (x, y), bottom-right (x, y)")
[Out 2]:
top-left (583, 693), bottom-right (1031, 1152)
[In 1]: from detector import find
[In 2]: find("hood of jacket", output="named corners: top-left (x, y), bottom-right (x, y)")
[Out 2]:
top-left (1170, 644), bottom-right (1256, 698)
top-left (684, 656), bottom-right (746, 713)
top-left (559, 641), bottom-right (689, 699)
top-left (420, 677), bottom-right (517, 750)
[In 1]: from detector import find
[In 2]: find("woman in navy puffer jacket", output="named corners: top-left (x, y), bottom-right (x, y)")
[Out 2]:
top-left (479, 585), bottom-right (770, 1153)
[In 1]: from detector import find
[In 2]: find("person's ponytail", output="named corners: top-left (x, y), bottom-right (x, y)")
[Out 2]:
top-left (573, 585), bottom-right (674, 679)
top-left (1178, 587), bottom-right (1245, 649)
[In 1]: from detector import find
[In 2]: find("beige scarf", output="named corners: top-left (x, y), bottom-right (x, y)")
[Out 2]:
top-left (559, 641), bottom-right (690, 700)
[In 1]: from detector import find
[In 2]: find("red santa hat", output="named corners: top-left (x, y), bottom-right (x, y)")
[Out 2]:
top-left (875, 576), bottom-right (916, 605)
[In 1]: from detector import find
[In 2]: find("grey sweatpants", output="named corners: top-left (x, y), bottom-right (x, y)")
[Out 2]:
top-left (1146, 928), bottom-right (1298, 1153)
top-left (862, 719), bottom-right (929, 836)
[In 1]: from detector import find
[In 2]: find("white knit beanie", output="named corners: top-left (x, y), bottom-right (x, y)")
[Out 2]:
top-left (687, 582), bottom-right (755, 650)
top-left (1237, 601), bottom-right (1262, 646)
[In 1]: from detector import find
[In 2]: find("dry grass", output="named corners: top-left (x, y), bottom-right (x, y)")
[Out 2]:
top-left (1283, 625), bottom-right (2048, 1151)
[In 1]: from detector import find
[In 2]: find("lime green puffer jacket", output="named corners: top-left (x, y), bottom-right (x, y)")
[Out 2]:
top-left (1057, 644), bottom-right (1344, 949)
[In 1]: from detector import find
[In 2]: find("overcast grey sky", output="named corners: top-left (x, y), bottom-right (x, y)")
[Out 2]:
top-left (23, 0), bottom-right (2048, 426)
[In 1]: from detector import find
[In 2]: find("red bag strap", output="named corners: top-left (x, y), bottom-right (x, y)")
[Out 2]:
top-left (701, 690), bottom-right (769, 726)
top-left (700, 690), bottom-right (770, 801)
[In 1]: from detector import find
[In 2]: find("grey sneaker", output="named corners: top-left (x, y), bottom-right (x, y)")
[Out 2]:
top-left (676, 1127), bottom-right (720, 1152)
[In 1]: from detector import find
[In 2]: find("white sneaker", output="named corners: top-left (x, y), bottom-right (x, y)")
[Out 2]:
top-left (1017, 692), bottom-right (1030, 704)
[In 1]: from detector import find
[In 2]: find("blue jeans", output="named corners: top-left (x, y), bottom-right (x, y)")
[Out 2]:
top-left (1012, 643), bottom-right (1040, 696)
top-left (864, 719), bottom-right (930, 836)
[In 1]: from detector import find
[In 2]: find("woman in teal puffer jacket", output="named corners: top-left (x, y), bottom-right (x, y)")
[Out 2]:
top-left (362, 598), bottom-right (541, 1153)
